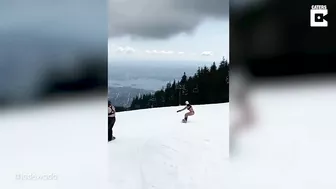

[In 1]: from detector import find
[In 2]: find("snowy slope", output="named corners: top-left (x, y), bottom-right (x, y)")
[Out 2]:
top-left (109, 103), bottom-right (229, 189)
top-left (229, 83), bottom-right (336, 189)
top-left (0, 98), bottom-right (108, 189)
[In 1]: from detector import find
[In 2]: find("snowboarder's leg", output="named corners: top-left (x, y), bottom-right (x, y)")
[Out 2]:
top-left (108, 118), bottom-right (113, 141)
top-left (184, 113), bottom-right (188, 121)
top-left (184, 112), bottom-right (194, 121)
top-left (111, 117), bottom-right (116, 139)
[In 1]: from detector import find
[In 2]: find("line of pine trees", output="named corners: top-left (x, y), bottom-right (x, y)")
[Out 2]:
top-left (129, 57), bottom-right (229, 110)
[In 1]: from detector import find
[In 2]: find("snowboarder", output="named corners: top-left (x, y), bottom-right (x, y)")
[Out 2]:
top-left (177, 101), bottom-right (195, 123)
top-left (108, 101), bottom-right (116, 141)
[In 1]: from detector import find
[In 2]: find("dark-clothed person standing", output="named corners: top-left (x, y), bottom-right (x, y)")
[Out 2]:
top-left (108, 101), bottom-right (116, 142)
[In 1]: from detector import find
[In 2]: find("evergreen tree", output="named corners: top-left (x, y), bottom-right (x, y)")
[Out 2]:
top-left (129, 57), bottom-right (229, 110)
top-left (181, 72), bottom-right (187, 84)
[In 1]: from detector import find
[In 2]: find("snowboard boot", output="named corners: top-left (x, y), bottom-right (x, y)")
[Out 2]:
top-left (108, 136), bottom-right (116, 142)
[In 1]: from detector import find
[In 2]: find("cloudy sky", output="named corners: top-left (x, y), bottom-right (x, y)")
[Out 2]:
top-left (0, 0), bottom-right (106, 47)
top-left (108, 0), bottom-right (229, 62)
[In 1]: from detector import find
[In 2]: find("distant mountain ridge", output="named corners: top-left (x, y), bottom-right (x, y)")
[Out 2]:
top-left (108, 86), bottom-right (154, 107)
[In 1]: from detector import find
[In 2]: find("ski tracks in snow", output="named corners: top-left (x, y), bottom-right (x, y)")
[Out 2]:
top-left (109, 104), bottom-right (229, 189)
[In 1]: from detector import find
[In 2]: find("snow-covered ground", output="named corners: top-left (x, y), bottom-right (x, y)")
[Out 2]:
top-left (0, 97), bottom-right (109, 189)
top-left (4, 82), bottom-right (335, 189)
top-left (229, 82), bottom-right (336, 188)
top-left (109, 103), bottom-right (229, 189)
top-left (0, 101), bottom-right (229, 189)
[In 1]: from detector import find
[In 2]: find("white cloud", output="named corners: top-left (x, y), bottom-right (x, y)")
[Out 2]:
top-left (145, 50), bottom-right (152, 54)
top-left (145, 50), bottom-right (157, 54)
top-left (145, 50), bottom-right (175, 55)
top-left (108, 40), bottom-right (136, 55)
top-left (116, 46), bottom-right (135, 54)
top-left (162, 50), bottom-right (174, 54)
top-left (201, 51), bottom-right (213, 56)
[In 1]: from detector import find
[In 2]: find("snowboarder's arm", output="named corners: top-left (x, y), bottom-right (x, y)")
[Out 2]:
top-left (177, 106), bottom-right (187, 112)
